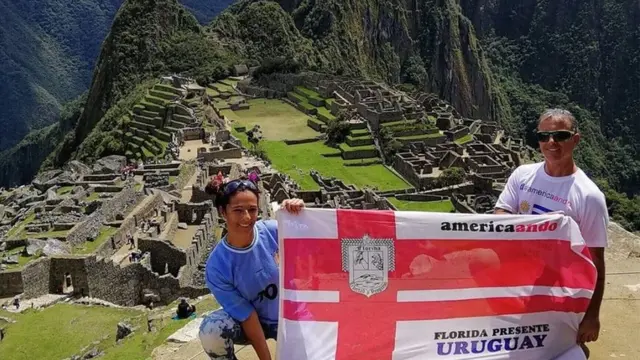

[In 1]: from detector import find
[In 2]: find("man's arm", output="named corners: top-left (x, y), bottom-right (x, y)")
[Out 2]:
top-left (494, 208), bottom-right (512, 214)
top-left (241, 311), bottom-right (271, 360)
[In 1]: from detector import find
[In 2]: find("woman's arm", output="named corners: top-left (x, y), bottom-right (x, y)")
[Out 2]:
top-left (241, 311), bottom-right (272, 360)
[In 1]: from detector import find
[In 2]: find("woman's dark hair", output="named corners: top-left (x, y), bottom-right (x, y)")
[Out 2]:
top-left (210, 178), bottom-right (260, 210)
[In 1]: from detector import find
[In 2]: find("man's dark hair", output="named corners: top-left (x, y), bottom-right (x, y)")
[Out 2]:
top-left (213, 178), bottom-right (260, 211)
top-left (537, 109), bottom-right (578, 131)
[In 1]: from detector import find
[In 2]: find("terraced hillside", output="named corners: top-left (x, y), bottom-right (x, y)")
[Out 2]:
top-left (116, 82), bottom-right (198, 162)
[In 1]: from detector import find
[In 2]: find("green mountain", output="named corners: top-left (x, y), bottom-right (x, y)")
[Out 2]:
top-left (0, 0), bottom-right (121, 151)
top-left (0, 0), bottom-right (234, 154)
top-left (2, 0), bottom-right (639, 202)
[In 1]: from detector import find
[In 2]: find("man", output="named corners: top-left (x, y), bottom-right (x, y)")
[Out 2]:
top-left (494, 109), bottom-right (608, 357)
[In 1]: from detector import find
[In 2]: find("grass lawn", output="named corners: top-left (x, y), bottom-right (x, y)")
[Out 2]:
top-left (455, 133), bottom-right (474, 144)
top-left (6, 212), bottom-right (36, 239)
top-left (0, 304), bottom-right (141, 360)
top-left (99, 297), bottom-right (220, 360)
top-left (2, 247), bottom-right (37, 270)
top-left (316, 106), bottom-right (336, 121)
top-left (221, 99), bottom-right (320, 140)
top-left (212, 82), bottom-right (233, 93)
top-left (85, 192), bottom-right (105, 202)
top-left (205, 87), bottom-right (219, 97)
top-left (241, 139), bottom-right (409, 190)
top-left (56, 186), bottom-right (74, 195)
top-left (0, 297), bottom-right (221, 360)
top-left (73, 226), bottom-right (119, 254)
top-left (388, 197), bottom-right (455, 213)
top-left (23, 230), bottom-right (68, 239)
top-left (295, 86), bottom-right (321, 98)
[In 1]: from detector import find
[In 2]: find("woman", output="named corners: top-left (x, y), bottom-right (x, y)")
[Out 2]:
top-left (199, 178), bottom-right (304, 360)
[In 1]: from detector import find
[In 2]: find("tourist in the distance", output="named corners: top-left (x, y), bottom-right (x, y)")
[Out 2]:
top-left (199, 177), bottom-right (304, 360)
top-left (494, 108), bottom-right (608, 358)
top-left (176, 298), bottom-right (196, 319)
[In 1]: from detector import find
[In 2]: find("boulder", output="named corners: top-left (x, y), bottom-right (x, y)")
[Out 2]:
top-left (33, 170), bottom-right (62, 191)
top-left (0, 242), bottom-right (6, 252)
top-left (2, 255), bottom-right (18, 264)
top-left (82, 347), bottom-right (101, 359)
top-left (93, 155), bottom-right (127, 174)
top-left (43, 239), bottom-right (71, 256)
top-left (65, 160), bottom-right (92, 178)
top-left (116, 322), bottom-right (134, 341)
top-left (46, 188), bottom-right (59, 201)
top-left (177, 222), bottom-right (188, 230)
top-left (142, 289), bottom-right (161, 304)
top-left (25, 239), bottom-right (47, 256)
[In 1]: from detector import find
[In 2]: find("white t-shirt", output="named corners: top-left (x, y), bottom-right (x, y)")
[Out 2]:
top-left (495, 162), bottom-right (609, 248)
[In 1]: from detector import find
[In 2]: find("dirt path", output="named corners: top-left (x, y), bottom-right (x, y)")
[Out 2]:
top-left (153, 337), bottom-right (276, 360)
top-left (181, 168), bottom-right (200, 203)
top-left (172, 226), bottom-right (199, 249)
top-left (180, 140), bottom-right (207, 161)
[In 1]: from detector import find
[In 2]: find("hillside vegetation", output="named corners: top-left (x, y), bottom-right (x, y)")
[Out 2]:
top-left (0, 0), bottom-right (232, 153)
top-left (1, 0), bottom-right (639, 228)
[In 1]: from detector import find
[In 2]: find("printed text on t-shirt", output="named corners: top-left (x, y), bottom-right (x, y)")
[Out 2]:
top-left (519, 184), bottom-right (571, 207)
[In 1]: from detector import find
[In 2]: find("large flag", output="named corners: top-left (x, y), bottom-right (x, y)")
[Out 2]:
top-left (276, 208), bottom-right (596, 360)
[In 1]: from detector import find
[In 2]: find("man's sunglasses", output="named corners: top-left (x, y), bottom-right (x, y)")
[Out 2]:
top-left (536, 130), bottom-right (575, 143)
top-left (222, 179), bottom-right (258, 195)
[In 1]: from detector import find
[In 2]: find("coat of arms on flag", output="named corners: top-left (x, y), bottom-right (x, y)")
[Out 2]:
top-left (342, 234), bottom-right (395, 297)
top-left (276, 209), bottom-right (596, 360)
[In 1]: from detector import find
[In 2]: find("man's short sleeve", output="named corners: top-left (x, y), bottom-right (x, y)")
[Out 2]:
top-left (579, 192), bottom-right (609, 248)
top-left (495, 167), bottom-right (521, 213)
top-left (205, 261), bottom-right (253, 322)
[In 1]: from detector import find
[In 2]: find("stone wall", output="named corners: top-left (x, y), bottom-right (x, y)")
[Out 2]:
top-left (138, 239), bottom-right (185, 277)
top-left (0, 270), bottom-right (23, 297)
top-left (451, 194), bottom-right (476, 213)
top-left (21, 257), bottom-right (51, 298)
top-left (66, 185), bottom-right (139, 246)
top-left (181, 127), bottom-right (204, 141)
top-left (48, 257), bottom-right (90, 296)
top-left (85, 256), bottom-right (145, 306)
top-left (396, 194), bottom-right (449, 202)
top-left (175, 202), bottom-right (214, 225)
top-left (197, 148), bottom-right (242, 161)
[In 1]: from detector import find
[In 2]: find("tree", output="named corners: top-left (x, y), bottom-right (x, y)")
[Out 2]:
top-left (324, 110), bottom-right (351, 146)
top-left (438, 167), bottom-right (466, 188)
top-left (402, 55), bottom-right (428, 86)
top-left (246, 125), bottom-right (263, 150)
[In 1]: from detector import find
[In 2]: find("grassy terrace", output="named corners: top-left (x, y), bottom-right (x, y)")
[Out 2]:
top-left (295, 86), bottom-right (321, 98)
top-left (222, 99), bottom-right (320, 140)
top-left (6, 212), bottom-right (36, 239)
top-left (212, 82), bottom-right (233, 93)
top-left (455, 133), bottom-right (474, 144)
top-left (388, 197), bottom-right (455, 213)
top-left (338, 142), bottom-right (377, 152)
top-left (233, 130), bottom-right (408, 189)
top-left (396, 133), bottom-right (444, 141)
top-left (0, 297), bottom-right (221, 360)
top-left (73, 226), bottom-right (119, 254)
top-left (56, 186), bottom-right (74, 195)
top-left (2, 247), bottom-right (37, 270)
top-left (316, 106), bottom-right (336, 121)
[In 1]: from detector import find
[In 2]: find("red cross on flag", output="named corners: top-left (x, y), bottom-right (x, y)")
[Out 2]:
top-left (276, 208), bottom-right (595, 360)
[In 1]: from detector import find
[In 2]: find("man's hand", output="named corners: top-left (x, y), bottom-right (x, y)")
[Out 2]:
top-left (577, 315), bottom-right (600, 343)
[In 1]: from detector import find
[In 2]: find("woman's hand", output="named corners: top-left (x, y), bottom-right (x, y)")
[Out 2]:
top-left (282, 198), bottom-right (304, 214)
